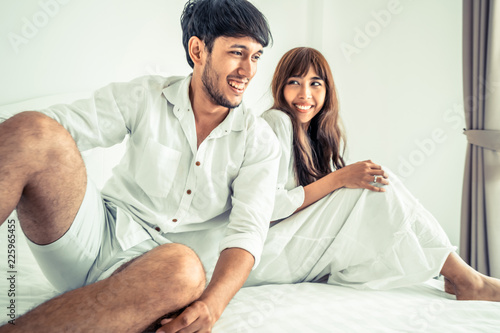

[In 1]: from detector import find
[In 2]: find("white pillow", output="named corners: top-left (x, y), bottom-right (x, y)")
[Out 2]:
top-left (0, 93), bottom-right (91, 111)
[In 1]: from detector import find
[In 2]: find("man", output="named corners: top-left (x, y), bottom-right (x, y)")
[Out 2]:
top-left (0, 0), bottom-right (278, 331)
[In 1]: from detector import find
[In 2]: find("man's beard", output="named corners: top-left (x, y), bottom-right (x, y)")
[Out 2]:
top-left (201, 55), bottom-right (242, 109)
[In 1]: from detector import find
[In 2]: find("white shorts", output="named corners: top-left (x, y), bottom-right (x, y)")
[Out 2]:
top-left (25, 178), bottom-right (159, 293)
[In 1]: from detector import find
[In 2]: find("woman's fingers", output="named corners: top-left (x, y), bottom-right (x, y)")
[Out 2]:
top-left (378, 177), bottom-right (390, 185)
top-left (374, 175), bottom-right (389, 183)
top-left (343, 160), bottom-right (390, 191)
top-left (367, 184), bottom-right (386, 192)
top-left (366, 174), bottom-right (385, 183)
top-left (370, 169), bottom-right (388, 177)
top-left (365, 160), bottom-right (381, 169)
top-left (367, 170), bottom-right (390, 189)
top-left (371, 176), bottom-right (389, 186)
top-left (365, 175), bottom-right (388, 192)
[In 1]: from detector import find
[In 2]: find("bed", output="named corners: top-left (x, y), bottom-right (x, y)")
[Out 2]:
top-left (1, 95), bottom-right (500, 332)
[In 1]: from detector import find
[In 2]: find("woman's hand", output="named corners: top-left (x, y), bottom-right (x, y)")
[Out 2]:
top-left (335, 160), bottom-right (389, 192)
top-left (297, 160), bottom-right (389, 213)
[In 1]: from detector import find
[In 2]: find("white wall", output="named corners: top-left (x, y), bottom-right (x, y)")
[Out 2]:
top-left (317, 0), bottom-right (465, 248)
top-left (0, 0), bottom-right (464, 246)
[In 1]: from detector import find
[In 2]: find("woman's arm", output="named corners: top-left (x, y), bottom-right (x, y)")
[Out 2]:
top-left (295, 160), bottom-right (389, 213)
top-left (261, 110), bottom-right (390, 218)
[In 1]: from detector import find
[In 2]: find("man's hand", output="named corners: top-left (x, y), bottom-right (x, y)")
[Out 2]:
top-left (157, 247), bottom-right (254, 333)
top-left (156, 301), bottom-right (214, 333)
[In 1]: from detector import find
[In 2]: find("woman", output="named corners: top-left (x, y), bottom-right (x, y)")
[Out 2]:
top-left (253, 47), bottom-right (500, 301)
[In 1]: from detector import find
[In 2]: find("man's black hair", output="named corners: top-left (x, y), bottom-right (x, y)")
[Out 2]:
top-left (181, 0), bottom-right (273, 68)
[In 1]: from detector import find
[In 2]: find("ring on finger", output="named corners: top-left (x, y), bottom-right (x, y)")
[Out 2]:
top-left (373, 176), bottom-right (378, 183)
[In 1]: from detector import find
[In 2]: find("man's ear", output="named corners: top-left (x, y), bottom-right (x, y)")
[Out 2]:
top-left (188, 36), bottom-right (205, 66)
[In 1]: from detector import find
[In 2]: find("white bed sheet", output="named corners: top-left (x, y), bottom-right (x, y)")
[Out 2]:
top-left (215, 280), bottom-right (500, 332)
top-left (1, 217), bottom-right (499, 332)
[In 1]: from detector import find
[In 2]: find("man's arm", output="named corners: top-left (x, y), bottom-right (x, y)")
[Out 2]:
top-left (157, 247), bottom-right (254, 333)
top-left (158, 116), bottom-right (281, 332)
top-left (0, 76), bottom-right (158, 152)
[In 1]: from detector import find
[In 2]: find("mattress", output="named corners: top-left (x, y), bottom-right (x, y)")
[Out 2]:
top-left (1, 216), bottom-right (499, 332)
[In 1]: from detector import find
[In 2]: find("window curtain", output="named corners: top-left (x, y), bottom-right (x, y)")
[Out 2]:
top-left (461, 0), bottom-right (500, 278)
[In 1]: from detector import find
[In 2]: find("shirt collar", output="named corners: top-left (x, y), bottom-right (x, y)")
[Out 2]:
top-left (162, 74), bottom-right (245, 133)
top-left (162, 75), bottom-right (192, 113)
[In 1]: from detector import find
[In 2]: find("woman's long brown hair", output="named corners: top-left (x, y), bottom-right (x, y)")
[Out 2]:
top-left (272, 47), bottom-right (346, 186)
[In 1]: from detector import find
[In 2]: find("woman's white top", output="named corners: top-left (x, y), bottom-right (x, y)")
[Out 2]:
top-left (261, 109), bottom-right (305, 220)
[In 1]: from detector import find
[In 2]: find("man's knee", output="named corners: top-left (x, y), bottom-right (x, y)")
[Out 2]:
top-left (116, 243), bottom-right (206, 296)
top-left (151, 243), bottom-right (206, 291)
top-left (9, 111), bottom-right (74, 146)
top-left (2, 111), bottom-right (81, 170)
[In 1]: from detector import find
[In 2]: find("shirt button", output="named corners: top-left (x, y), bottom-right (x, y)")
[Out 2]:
top-left (187, 190), bottom-right (192, 195)
top-left (155, 226), bottom-right (161, 232)
top-left (195, 161), bottom-right (201, 166)
top-left (172, 219), bottom-right (178, 222)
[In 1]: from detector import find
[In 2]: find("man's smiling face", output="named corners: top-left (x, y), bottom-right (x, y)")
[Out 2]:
top-left (201, 36), bottom-right (263, 109)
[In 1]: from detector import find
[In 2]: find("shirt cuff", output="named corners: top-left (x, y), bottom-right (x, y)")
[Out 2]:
top-left (271, 186), bottom-right (305, 221)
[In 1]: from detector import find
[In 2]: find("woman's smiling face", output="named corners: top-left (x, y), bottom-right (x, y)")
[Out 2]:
top-left (283, 66), bottom-right (326, 127)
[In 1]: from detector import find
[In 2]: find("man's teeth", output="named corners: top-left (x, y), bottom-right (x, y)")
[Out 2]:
top-left (295, 104), bottom-right (312, 110)
top-left (229, 81), bottom-right (245, 90)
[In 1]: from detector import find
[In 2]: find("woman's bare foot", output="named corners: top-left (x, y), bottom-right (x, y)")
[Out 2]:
top-left (441, 252), bottom-right (500, 301)
top-left (444, 277), bottom-right (455, 295)
top-left (453, 273), bottom-right (500, 301)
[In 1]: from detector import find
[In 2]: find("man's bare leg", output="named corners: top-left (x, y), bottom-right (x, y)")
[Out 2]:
top-left (0, 243), bottom-right (206, 332)
top-left (441, 252), bottom-right (500, 301)
top-left (0, 112), bottom-right (206, 331)
top-left (0, 111), bottom-right (85, 244)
